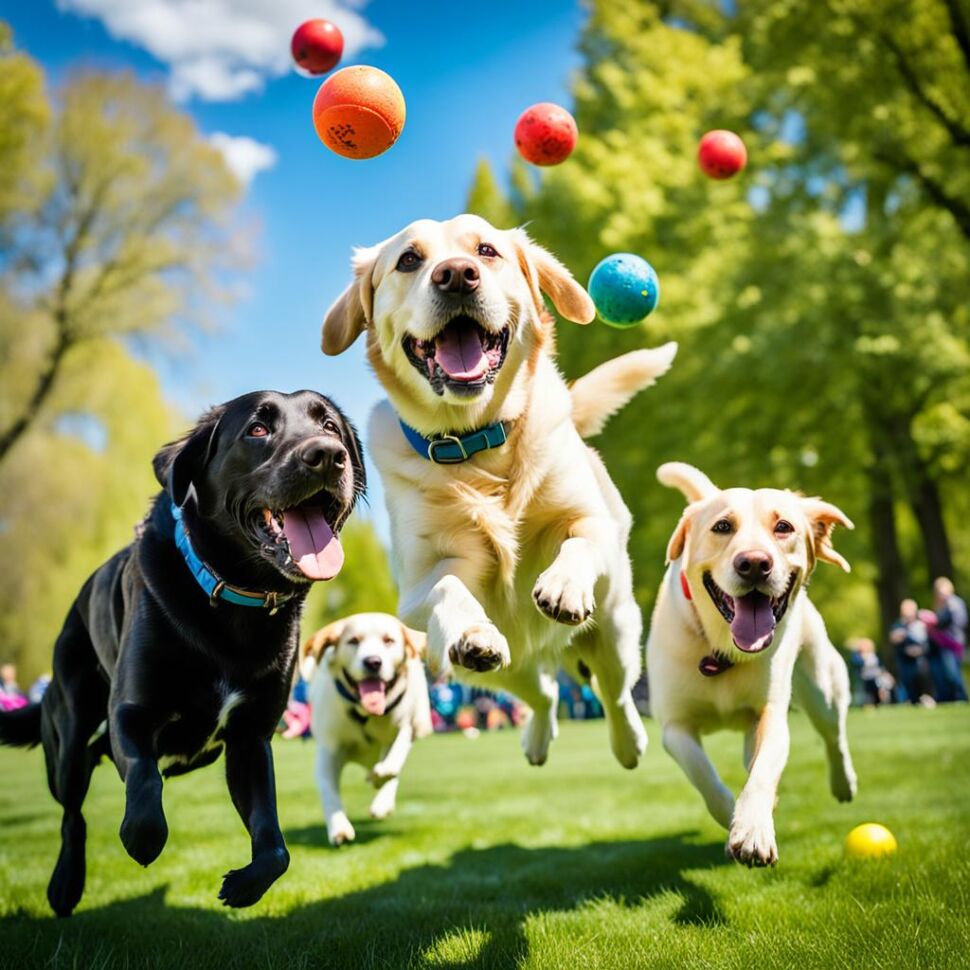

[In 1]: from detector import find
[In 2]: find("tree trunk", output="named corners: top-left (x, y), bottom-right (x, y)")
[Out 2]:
top-left (893, 424), bottom-right (955, 582)
top-left (0, 327), bottom-right (71, 465)
top-left (864, 443), bottom-right (909, 670)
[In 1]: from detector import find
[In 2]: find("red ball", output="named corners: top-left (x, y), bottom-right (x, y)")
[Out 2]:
top-left (698, 130), bottom-right (747, 179)
top-left (291, 19), bottom-right (344, 76)
top-left (514, 102), bottom-right (578, 166)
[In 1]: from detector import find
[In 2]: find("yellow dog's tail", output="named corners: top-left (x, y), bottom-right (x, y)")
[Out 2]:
top-left (570, 341), bottom-right (677, 439)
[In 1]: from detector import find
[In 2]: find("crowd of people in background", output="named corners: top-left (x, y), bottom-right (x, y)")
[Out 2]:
top-left (7, 578), bottom-right (966, 725)
top-left (850, 577), bottom-right (967, 708)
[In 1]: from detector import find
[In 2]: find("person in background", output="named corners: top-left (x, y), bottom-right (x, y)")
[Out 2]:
top-left (28, 673), bottom-right (51, 705)
top-left (931, 577), bottom-right (968, 702)
top-left (850, 637), bottom-right (895, 706)
top-left (890, 599), bottom-right (935, 706)
top-left (0, 662), bottom-right (27, 712)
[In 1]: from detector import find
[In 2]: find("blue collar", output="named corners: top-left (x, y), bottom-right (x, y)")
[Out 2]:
top-left (399, 419), bottom-right (509, 464)
top-left (170, 503), bottom-right (295, 613)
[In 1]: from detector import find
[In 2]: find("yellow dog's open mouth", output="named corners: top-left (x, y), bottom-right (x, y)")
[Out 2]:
top-left (403, 315), bottom-right (510, 397)
top-left (702, 570), bottom-right (797, 653)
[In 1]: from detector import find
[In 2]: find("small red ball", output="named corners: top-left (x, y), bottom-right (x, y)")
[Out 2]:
top-left (291, 19), bottom-right (344, 76)
top-left (698, 129), bottom-right (747, 179)
top-left (514, 102), bottom-right (578, 166)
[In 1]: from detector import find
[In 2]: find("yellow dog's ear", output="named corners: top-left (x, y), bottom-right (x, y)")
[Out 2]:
top-left (400, 623), bottom-right (427, 660)
top-left (321, 246), bottom-right (378, 356)
top-left (300, 619), bottom-right (347, 680)
top-left (512, 229), bottom-right (595, 324)
top-left (665, 508), bottom-right (692, 563)
top-left (802, 497), bottom-right (854, 572)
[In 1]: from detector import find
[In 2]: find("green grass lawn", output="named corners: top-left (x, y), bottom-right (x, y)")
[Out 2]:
top-left (2, 704), bottom-right (969, 969)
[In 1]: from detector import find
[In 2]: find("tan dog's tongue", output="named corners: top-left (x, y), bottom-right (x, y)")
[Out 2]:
top-left (358, 679), bottom-right (387, 715)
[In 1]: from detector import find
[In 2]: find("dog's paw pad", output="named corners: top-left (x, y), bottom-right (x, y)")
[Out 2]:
top-left (448, 624), bottom-right (510, 672)
top-left (728, 815), bottom-right (778, 868)
top-left (532, 571), bottom-right (595, 626)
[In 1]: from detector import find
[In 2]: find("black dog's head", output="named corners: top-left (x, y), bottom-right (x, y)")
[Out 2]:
top-left (153, 390), bottom-right (365, 586)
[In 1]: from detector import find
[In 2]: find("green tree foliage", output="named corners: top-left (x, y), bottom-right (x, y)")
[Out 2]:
top-left (468, 0), bottom-right (969, 653)
top-left (0, 33), bottom-right (249, 681)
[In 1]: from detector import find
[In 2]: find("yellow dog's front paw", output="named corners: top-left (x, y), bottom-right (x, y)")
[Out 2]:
top-left (532, 567), bottom-right (595, 626)
top-left (727, 809), bottom-right (778, 867)
top-left (448, 624), bottom-right (510, 672)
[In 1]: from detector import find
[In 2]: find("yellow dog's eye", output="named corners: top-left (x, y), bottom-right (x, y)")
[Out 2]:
top-left (711, 519), bottom-right (733, 534)
top-left (396, 250), bottom-right (422, 272)
top-left (478, 242), bottom-right (500, 258)
top-left (774, 520), bottom-right (794, 535)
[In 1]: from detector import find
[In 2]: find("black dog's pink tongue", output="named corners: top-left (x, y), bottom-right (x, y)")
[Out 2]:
top-left (358, 679), bottom-right (387, 715)
top-left (282, 507), bottom-right (344, 580)
top-left (731, 591), bottom-right (776, 652)
top-left (435, 323), bottom-right (488, 381)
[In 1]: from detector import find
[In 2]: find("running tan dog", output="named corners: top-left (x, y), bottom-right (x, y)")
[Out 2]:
top-left (647, 462), bottom-right (857, 867)
top-left (302, 613), bottom-right (431, 845)
top-left (322, 213), bottom-right (675, 768)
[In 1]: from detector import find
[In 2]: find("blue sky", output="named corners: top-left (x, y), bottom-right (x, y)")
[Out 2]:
top-left (5, 0), bottom-right (587, 538)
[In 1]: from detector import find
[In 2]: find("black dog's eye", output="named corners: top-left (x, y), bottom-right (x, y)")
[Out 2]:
top-left (322, 419), bottom-right (341, 436)
top-left (247, 422), bottom-right (269, 438)
top-left (712, 519), bottom-right (733, 535)
top-left (477, 242), bottom-right (500, 258)
top-left (774, 519), bottom-right (795, 535)
top-left (396, 249), bottom-right (422, 272)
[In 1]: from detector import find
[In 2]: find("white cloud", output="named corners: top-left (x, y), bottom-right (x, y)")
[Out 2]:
top-left (57, 0), bottom-right (384, 102)
top-left (209, 132), bottom-right (278, 187)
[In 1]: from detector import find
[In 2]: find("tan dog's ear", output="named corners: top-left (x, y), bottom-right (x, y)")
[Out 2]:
top-left (321, 247), bottom-right (378, 356)
top-left (300, 618), bottom-right (347, 680)
top-left (666, 508), bottom-right (692, 563)
top-left (512, 230), bottom-right (595, 324)
top-left (802, 498), bottom-right (854, 572)
top-left (400, 623), bottom-right (427, 660)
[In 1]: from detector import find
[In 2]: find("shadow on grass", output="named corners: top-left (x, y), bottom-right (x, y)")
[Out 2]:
top-left (4, 834), bottom-right (726, 969)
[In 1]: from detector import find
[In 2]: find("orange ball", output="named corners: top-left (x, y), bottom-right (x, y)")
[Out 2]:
top-left (312, 66), bottom-right (406, 160)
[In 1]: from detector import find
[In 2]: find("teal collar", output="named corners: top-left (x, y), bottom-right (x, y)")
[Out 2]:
top-left (399, 419), bottom-right (508, 464)
top-left (170, 503), bottom-right (295, 613)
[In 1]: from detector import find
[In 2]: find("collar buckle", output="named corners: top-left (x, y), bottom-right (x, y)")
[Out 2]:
top-left (209, 580), bottom-right (226, 608)
top-left (427, 434), bottom-right (469, 464)
top-left (265, 591), bottom-right (280, 615)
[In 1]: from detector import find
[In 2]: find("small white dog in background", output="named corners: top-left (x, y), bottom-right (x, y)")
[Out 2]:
top-left (301, 612), bottom-right (432, 846)
top-left (646, 462), bottom-right (857, 867)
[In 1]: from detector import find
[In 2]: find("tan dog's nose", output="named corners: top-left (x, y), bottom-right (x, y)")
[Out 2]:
top-left (733, 550), bottom-right (773, 579)
top-left (431, 257), bottom-right (480, 294)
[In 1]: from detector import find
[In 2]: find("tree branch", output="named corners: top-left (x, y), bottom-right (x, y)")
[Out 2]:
top-left (878, 28), bottom-right (970, 148)
top-left (941, 0), bottom-right (970, 73)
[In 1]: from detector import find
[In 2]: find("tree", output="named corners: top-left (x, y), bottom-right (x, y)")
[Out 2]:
top-left (0, 59), bottom-right (244, 465)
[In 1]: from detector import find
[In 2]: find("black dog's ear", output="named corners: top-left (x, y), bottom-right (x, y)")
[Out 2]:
top-left (152, 406), bottom-right (226, 507)
top-left (340, 414), bottom-right (366, 499)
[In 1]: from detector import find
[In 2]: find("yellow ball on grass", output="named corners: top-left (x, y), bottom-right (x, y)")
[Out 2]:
top-left (845, 823), bottom-right (898, 859)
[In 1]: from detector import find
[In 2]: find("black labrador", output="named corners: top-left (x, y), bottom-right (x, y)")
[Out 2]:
top-left (0, 390), bottom-right (365, 916)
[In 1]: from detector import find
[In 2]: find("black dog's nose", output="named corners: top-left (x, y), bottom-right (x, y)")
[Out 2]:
top-left (431, 257), bottom-right (480, 294)
top-left (299, 437), bottom-right (346, 475)
top-left (362, 656), bottom-right (382, 674)
top-left (733, 550), bottom-right (773, 578)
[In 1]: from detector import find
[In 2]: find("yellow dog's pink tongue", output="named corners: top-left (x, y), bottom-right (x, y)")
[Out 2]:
top-left (435, 324), bottom-right (488, 381)
top-left (358, 679), bottom-right (387, 715)
top-left (731, 591), bottom-right (776, 652)
top-left (281, 507), bottom-right (344, 580)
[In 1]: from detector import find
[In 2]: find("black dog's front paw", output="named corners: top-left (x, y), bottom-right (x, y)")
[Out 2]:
top-left (218, 847), bottom-right (289, 908)
top-left (120, 785), bottom-right (168, 867)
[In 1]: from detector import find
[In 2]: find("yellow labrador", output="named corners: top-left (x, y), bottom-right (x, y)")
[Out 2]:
top-left (647, 462), bottom-right (857, 866)
top-left (302, 613), bottom-right (431, 845)
top-left (322, 213), bottom-right (676, 768)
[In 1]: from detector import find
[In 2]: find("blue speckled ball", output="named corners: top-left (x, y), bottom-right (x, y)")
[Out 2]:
top-left (588, 253), bottom-right (660, 327)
